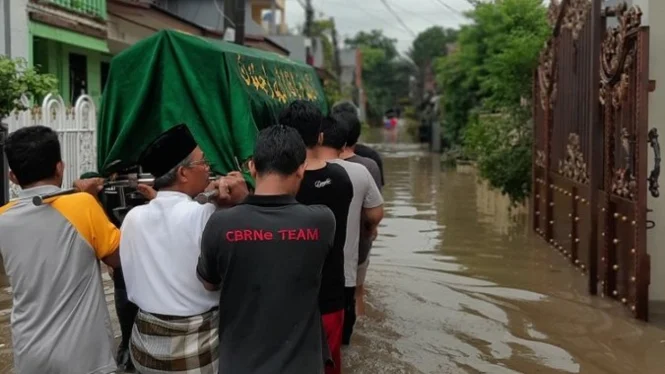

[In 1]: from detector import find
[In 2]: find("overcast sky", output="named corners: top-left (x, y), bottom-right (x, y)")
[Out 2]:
top-left (283, 0), bottom-right (474, 53)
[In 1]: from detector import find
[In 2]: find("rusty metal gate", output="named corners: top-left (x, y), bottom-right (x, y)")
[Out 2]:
top-left (532, 0), bottom-right (660, 321)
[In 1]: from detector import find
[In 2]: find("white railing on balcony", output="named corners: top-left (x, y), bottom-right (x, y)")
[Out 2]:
top-left (4, 94), bottom-right (97, 199)
top-left (44, 0), bottom-right (107, 19)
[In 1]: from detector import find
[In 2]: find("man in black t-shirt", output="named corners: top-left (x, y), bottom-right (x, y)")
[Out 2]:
top-left (355, 143), bottom-right (384, 186)
top-left (280, 101), bottom-right (354, 374)
top-left (197, 125), bottom-right (336, 374)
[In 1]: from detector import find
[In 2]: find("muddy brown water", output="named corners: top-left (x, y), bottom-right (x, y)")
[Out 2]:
top-left (0, 140), bottom-right (665, 373)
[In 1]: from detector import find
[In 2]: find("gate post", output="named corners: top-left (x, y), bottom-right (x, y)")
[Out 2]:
top-left (0, 122), bottom-right (8, 206)
top-left (586, 0), bottom-right (603, 296)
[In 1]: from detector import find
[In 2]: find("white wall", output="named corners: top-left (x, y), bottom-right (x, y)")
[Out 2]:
top-left (2, 0), bottom-right (30, 60)
top-left (633, 0), bottom-right (665, 302)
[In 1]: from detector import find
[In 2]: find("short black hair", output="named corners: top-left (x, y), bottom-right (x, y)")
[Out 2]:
top-left (4, 126), bottom-right (62, 186)
top-left (331, 107), bottom-right (361, 146)
top-left (332, 100), bottom-right (358, 116)
top-left (278, 100), bottom-right (323, 148)
top-left (320, 115), bottom-right (349, 150)
top-left (253, 125), bottom-right (306, 176)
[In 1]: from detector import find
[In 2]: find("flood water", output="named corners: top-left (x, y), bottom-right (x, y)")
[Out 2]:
top-left (1, 137), bottom-right (665, 373)
top-left (343, 140), bottom-right (665, 373)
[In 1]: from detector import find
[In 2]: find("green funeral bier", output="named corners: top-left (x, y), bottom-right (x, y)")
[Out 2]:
top-left (97, 29), bottom-right (328, 179)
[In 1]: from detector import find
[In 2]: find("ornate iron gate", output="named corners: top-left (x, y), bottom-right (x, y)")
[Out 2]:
top-left (532, 0), bottom-right (659, 321)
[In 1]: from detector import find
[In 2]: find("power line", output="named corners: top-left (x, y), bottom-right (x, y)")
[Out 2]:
top-left (431, 0), bottom-right (465, 17)
top-left (378, 0), bottom-right (417, 37)
top-left (388, 2), bottom-right (450, 26)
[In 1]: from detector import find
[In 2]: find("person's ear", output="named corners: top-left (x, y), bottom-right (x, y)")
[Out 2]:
top-left (296, 162), bottom-right (307, 180)
top-left (8, 170), bottom-right (18, 185)
top-left (177, 165), bottom-right (188, 184)
top-left (248, 160), bottom-right (258, 179)
top-left (55, 161), bottom-right (64, 179)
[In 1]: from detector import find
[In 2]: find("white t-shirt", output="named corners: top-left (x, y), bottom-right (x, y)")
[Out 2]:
top-left (120, 191), bottom-right (219, 316)
top-left (329, 159), bottom-right (384, 287)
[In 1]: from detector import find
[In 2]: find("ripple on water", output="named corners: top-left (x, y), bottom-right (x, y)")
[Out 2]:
top-left (345, 140), bottom-right (665, 374)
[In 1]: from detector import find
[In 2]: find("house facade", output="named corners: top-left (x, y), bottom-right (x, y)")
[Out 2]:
top-left (155, 0), bottom-right (289, 55)
top-left (1, 0), bottom-right (290, 107)
top-left (1, 0), bottom-right (112, 105)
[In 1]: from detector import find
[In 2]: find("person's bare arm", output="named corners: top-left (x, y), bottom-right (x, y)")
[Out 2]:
top-left (362, 205), bottom-right (384, 232)
top-left (101, 250), bottom-right (121, 269)
top-left (197, 213), bottom-right (226, 291)
top-left (197, 272), bottom-right (221, 291)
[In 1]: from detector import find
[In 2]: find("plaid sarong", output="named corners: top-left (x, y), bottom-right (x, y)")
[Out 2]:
top-left (130, 308), bottom-right (219, 374)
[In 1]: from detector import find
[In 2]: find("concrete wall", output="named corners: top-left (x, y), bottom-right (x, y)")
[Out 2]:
top-left (1, 0), bottom-right (31, 60)
top-left (156, 0), bottom-right (266, 36)
top-left (631, 0), bottom-right (665, 302)
top-left (339, 49), bottom-right (356, 87)
top-left (270, 35), bottom-right (324, 66)
top-left (156, 0), bottom-right (225, 31)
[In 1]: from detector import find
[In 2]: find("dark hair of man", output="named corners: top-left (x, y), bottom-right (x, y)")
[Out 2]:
top-left (332, 100), bottom-right (358, 116)
top-left (319, 115), bottom-right (349, 150)
top-left (4, 125), bottom-right (62, 186)
top-left (278, 100), bottom-right (323, 148)
top-left (253, 125), bottom-right (306, 176)
top-left (331, 107), bottom-right (361, 147)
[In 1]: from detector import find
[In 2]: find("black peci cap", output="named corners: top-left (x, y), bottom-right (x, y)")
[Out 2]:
top-left (138, 124), bottom-right (197, 178)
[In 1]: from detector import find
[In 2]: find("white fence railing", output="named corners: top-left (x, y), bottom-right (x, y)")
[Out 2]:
top-left (4, 94), bottom-right (97, 199)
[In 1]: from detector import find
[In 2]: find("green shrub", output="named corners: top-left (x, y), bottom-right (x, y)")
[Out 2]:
top-left (464, 109), bottom-right (532, 203)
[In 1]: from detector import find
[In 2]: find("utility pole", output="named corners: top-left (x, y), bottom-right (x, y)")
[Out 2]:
top-left (304, 0), bottom-right (313, 37)
top-left (330, 17), bottom-right (341, 79)
top-left (234, 0), bottom-right (246, 45)
top-left (270, 0), bottom-right (277, 35)
top-left (0, 122), bottom-right (8, 206)
top-left (304, 0), bottom-right (314, 65)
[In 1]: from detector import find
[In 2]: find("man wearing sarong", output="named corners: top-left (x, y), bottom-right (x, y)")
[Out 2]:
top-left (315, 115), bottom-right (384, 346)
top-left (119, 124), bottom-right (248, 374)
top-left (331, 103), bottom-right (384, 318)
top-left (197, 125), bottom-right (336, 373)
top-left (280, 100), bottom-right (354, 374)
top-left (0, 126), bottom-right (120, 374)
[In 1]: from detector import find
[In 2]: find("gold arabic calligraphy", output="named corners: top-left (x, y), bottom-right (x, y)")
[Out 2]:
top-left (237, 55), bottom-right (319, 103)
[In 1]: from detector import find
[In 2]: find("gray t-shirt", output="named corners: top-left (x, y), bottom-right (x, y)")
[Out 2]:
top-left (329, 159), bottom-right (384, 287)
top-left (345, 155), bottom-right (382, 192)
top-left (0, 186), bottom-right (118, 374)
top-left (345, 155), bottom-right (382, 267)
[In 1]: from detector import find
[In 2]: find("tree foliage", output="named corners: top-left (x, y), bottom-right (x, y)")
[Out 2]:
top-left (434, 0), bottom-right (550, 202)
top-left (408, 26), bottom-right (458, 101)
top-left (345, 30), bottom-right (414, 124)
top-left (0, 57), bottom-right (57, 119)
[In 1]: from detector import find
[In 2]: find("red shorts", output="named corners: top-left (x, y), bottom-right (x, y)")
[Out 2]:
top-left (322, 310), bottom-right (344, 374)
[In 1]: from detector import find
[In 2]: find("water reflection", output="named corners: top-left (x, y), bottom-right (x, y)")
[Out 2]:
top-left (344, 141), bottom-right (665, 374)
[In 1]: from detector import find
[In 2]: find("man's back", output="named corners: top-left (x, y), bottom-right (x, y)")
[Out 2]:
top-left (344, 154), bottom-right (382, 191)
top-left (198, 195), bottom-right (335, 373)
top-left (0, 187), bottom-right (118, 374)
top-left (120, 191), bottom-right (219, 316)
top-left (296, 163), bottom-right (353, 314)
top-left (354, 144), bottom-right (384, 187)
top-left (328, 160), bottom-right (383, 287)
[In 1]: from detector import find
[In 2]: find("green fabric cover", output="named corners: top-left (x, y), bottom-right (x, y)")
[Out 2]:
top-left (97, 30), bottom-right (327, 177)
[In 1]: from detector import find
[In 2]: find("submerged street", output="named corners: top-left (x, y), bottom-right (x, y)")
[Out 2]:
top-left (0, 138), bottom-right (665, 373)
top-left (342, 138), bottom-right (665, 373)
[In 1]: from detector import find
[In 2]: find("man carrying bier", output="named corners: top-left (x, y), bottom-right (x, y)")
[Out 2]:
top-left (119, 124), bottom-right (248, 374)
